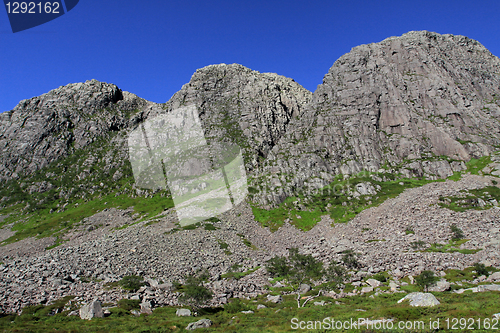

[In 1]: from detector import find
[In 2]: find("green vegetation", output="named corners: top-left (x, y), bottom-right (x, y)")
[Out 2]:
top-left (266, 248), bottom-right (350, 308)
top-left (0, 133), bottom-right (175, 246)
top-left (447, 155), bottom-right (493, 181)
top-left (251, 171), bottom-right (437, 231)
top-left (4, 271), bottom-right (500, 332)
top-left (438, 186), bottom-right (500, 212)
top-left (415, 270), bottom-right (439, 292)
top-left (341, 250), bottom-right (360, 269)
top-left (221, 266), bottom-right (260, 280)
top-left (176, 270), bottom-right (213, 311)
top-left (410, 240), bottom-right (426, 251)
top-left (450, 224), bottom-right (465, 241)
top-left (423, 239), bottom-right (480, 254)
top-left (237, 234), bottom-right (257, 250)
top-left (105, 275), bottom-right (146, 292)
top-left (473, 262), bottom-right (490, 277)
top-left (405, 226), bottom-right (415, 235)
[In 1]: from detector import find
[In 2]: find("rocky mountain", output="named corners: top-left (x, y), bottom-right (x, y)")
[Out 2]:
top-left (253, 31), bottom-right (500, 205)
top-left (1, 30), bottom-right (500, 315)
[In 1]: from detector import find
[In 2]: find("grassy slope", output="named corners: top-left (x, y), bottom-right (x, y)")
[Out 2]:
top-left (252, 155), bottom-right (498, 232)
top-left (2, 265), bottom-right (500, 332)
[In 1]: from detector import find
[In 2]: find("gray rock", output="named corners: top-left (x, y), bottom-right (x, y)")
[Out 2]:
top-left (186, 319), bottom-right (212, 330)
top-left (314, 301), bottom-right (326, 306)
top-left (257, 304), bottom-right (267, 310)
top-left (299, 284), bottom-right (311, 294)
top-left (487, 272), bottom-right (500, 282)
top-left (428, 279), bottom-right (451, 292)
top-left (176, 308), bottom-right (192, 316)
top-left (79, 300), bottom-right (104, 320)
top-left (398, 292), bottom-right (440, 307)
top-left (361, 286), bottom-right (374, 293)
top-left (366, 278), bottom-right (382, 288)
top-left (241, 310), bottom-right (254, 314)
top-left (267, 295), bottom-right (283, 303)
top-left (140, 300), bottom-right (153, 314)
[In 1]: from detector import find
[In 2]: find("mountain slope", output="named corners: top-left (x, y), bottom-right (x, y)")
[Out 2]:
top-left (253, 31), bottom-right (500, 205)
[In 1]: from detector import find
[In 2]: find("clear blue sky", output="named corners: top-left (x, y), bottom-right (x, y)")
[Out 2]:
top-left (1, 0), bottom-right (499, 112)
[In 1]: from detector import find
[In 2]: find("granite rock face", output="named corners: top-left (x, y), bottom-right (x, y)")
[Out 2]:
top-left (0, 80), bottom-right (147, 180)
top-left (1, 31), bottom-right (500, 207)
top-left (253, 31), bottom-right (500, 205)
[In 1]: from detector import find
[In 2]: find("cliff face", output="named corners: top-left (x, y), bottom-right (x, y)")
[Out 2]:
top-left (1, 31), bottom-right (500, 207)
top-left (252, 31), bottom-right (500, 205)
top-left (0, 80), bottom-right (146, 180)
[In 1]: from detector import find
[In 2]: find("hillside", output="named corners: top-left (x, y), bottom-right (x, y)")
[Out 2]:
top-left (1, 31), bottom-right (500, 327)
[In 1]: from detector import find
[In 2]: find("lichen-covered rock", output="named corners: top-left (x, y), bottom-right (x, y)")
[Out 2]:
top-left (79, 300), bottom-right (104, 320)
top-left (254, 31), bottom-right (500, 205)
top-left (186, 318), bottom-right (212, 330)
top-left (398, 292), bottom-right (440, 307)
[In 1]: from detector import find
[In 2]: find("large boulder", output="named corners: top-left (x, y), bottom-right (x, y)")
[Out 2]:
top-left (186, 319), bottom-right (212, 330)
top-left (397, 292), bottom-right (440, 307)
top-left (79, 300), bottom-right (104, 320)
top-left (366, 278), bottom-right (383, 288)
top-left (176, 308), bottom-right (192, 316)
top-left (267, 295), bottom-right (283, 303)
top-left (428, 279), bottom-right (451, 292)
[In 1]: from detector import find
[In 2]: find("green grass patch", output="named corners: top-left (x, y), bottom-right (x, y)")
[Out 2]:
top-left (252, 172), bottom-right (437, 231)
top-left (438, 186), bottom-right (500, 212)
top-left (423, 239), bottom-right (481, 254)
top-left (5, 289), bottom-right (500, 332)
top-left (221, 266), bottom-right (260, 280)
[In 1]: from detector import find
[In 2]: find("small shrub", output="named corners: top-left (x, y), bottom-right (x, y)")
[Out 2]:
top-left (415, 270), bottom-right (438, 292)
top-left (405, 227), bottom-right (415, 235)
top-left (224, 298), bottom-right (247, 314)
top-left (119, 275), bottom-right (145, 292)
top-left (450, 224), bottom-right (465, 240)
top-left (473, 262), bottom-right (489, 277)
top-left (341, 250), bottom-right (360, 269)
top-left (372, 272), bottom-right (388, 283)
top-left (410, 240), bottom-right (426, 250)
top-left (117, 299), bottom-right (141, 311)
top-left (326, 264), bottom-right (347, 289)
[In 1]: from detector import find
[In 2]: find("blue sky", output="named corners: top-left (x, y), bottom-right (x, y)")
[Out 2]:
top-left (1, 0), bottom-right (499, 112)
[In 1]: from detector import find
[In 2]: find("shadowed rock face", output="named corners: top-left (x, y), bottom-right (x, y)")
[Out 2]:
top-left (163, 63), bottom-right (312, 172)
top-left (1, 31), bottom-right (500, 206)
top-left (0, 79), bottom-right (147, 179)
top-left (253, 31), bottom-right (500, 205)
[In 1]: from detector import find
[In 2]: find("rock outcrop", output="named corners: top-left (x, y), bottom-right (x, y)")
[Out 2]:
top-left (253, 31), bottom-right (500, 205)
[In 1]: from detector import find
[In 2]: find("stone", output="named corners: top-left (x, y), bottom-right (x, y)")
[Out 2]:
top-left (186, 319), bottom-right (212, 330)
top-left (241, 310), bottom-right (254, 314)
top-left (366, 278), bottom-right (382, 288)
top-left (176, 308), bottom-right (192, 317)
top-left (487, 272), bottom-right (500, 282)
top-left (314, 301), bottom-right (326, 306)
top-left (361, 286), bottom-right (374, 294)
top-left (79, 300), bottom-right (104, 320)
top-left (398, 293), bottom-right (440, 307)
top-left (428, 279), bottom-right (451, 292)
top-left (257, 304), bottom-right (266, 310)
top-left (299, 284), bottom-right (311, 294)
top-left (140, 300), bottom-right (153, 314)
top-left (267, 295), bottom-right (283, 303)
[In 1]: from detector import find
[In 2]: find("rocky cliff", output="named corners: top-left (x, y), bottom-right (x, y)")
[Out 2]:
top-left (253, 31), bottom-right (500, 205)
top-left (1, 31), bottom-right (500, 209)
